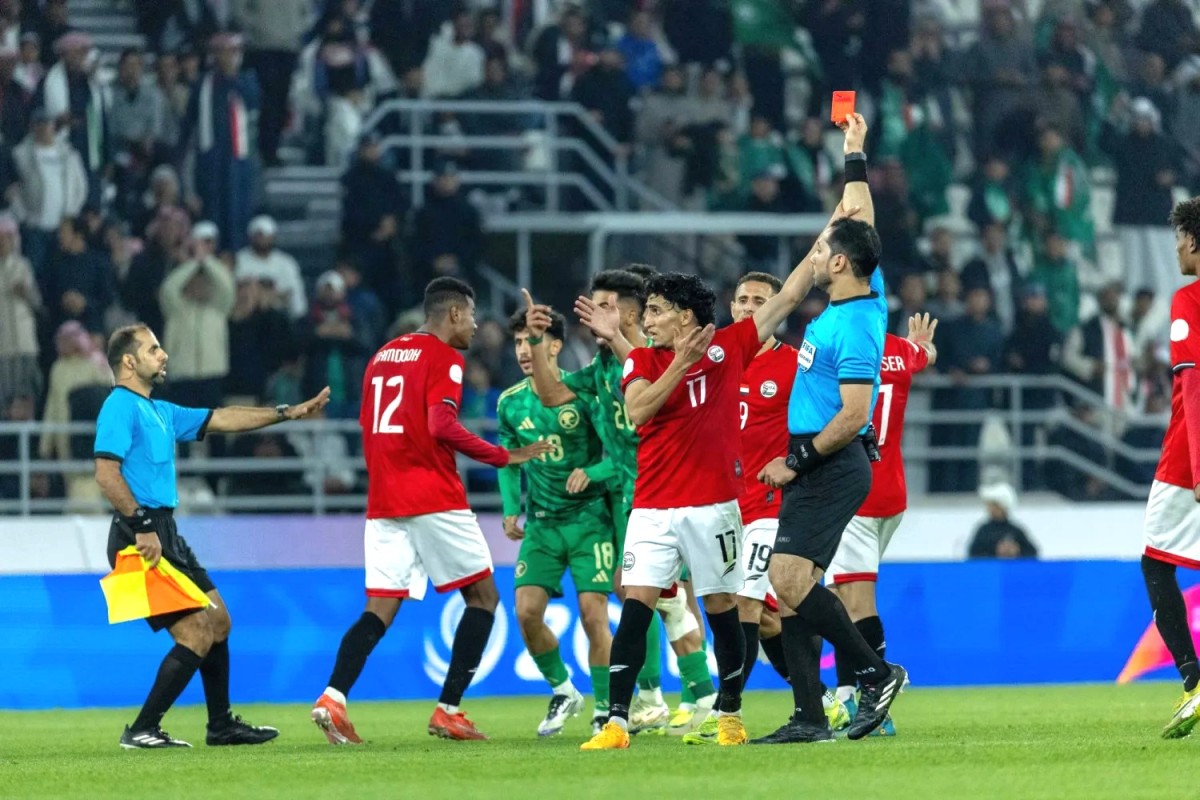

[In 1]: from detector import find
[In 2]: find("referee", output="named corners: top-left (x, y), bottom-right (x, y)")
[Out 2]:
top-left (94, 323), bottom-right (330, 749)
top-left (751, 114), bottom-right (906, 745)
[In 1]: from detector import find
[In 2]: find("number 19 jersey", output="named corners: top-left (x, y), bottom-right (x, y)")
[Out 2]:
top-left (360, 332), bottom-right (468, 519)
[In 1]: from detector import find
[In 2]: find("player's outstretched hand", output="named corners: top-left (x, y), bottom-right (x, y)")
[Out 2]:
top-left (758, 457), bottom-right (797, 489)
top-left (674, 323), bottom-right (716, 367)
top-left (575, 295), bottom-right (621, 342)
top-left (907, 312), bottom-right (938, 346)
top-left (289, 386), bottom-right (332, 419)
top-left (841, 112), bottom-right (868, 153)
top-left (566, 468), bottom-right (591, 494)
top-left (503, 515), bottom-right (525, 540)
top-left (521, 288), bottom-right (553, 338)
top-left (508, 440), bottom-right (556, 465)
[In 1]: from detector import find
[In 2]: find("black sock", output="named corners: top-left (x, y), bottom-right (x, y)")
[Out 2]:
top-left (705, 608), bottom-right (746, 713)
top-left (856, 616), bottom-right (885, 661)
top-left (608, 599), bottom-right (654, 721)
top-left (760, 633), bottom-right (790, 683)
top-left (1142, 555), bottom-right (1200, 691)
top-left (438, 606), bottom-right (495, 706)
top-left (834, 646), bottom-right (857, 689)
top-left (199, 639), bottom-right (232, 726)
top-left (780, 615), bottom-right (823, 724)
top-left (741, 622), bottom-right (760, 687)
top-left (794, 584), bottom-right (887, 684)
top-left (328, 612), bottom-right (387, 695)
top-left (131, 644), bottom-right (203, 731)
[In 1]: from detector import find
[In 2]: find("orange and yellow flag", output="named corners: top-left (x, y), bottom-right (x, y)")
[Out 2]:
top-left (99, 546), bottom-right (211, 624)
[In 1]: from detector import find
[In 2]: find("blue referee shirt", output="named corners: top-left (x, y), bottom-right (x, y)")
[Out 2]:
top-left (788, 268), bottom-right (887, 435)
top-left (93, 387), bottom-right (213, 509)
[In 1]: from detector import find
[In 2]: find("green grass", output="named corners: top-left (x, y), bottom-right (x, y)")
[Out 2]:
top-left (2, 684), bottom-right (1198, 799)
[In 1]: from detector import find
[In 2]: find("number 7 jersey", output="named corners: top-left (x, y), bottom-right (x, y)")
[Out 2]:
top-left (360, 332), bottom-right (469, 518)
top-left (856, 334), bottom-right (930, 518)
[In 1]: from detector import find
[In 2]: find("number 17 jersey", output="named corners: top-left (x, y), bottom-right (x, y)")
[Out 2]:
top-left (360, 332), bottom-right (469, 519)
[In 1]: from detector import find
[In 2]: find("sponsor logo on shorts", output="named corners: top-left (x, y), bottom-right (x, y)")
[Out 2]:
top-left (557, 406), bottom-right (581, 430)
top-left (622, 552), bottom-right (635, 570)
top-left (515, 561), bottom-right (527, 577)
top-left (760, 380), bottom-right (777, 398)
top-left (707, 345), bottom-right (725, 363)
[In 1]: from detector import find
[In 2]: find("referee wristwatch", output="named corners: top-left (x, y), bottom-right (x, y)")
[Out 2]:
top-left (275, 404), bottom-right (290, 422)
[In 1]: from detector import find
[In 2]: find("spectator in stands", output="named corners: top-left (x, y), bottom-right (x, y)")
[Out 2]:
top-left (151, 51), bottom-right (187, 154)
top-left (1006, 282), bottom-right (1062, 376)
top-left (968, 483), bottom-right (1039, 558)
top-left (1030, 229), bottom-right (1081, 334)
top-left (873, 159), bottom-right (920, 290)
top-left (180, 33), bottom-right (259, 252)
top-left (910, 13), bottom-right (958, 152)
top-left (235, 215), bottom-right (307, 321)
top-left (1137, 0), bottom-right (1197, 71)
top-left (471, 316), bottom-right (522, 388)
top-left (110, 48), bottom-right (163, 218)
top-left (661, 0), bottom-right (732, 67)
top-left (1131, 285), bottom-right (1170, 357)
top-left (144, 0), bottom-right (220, 55)
top-left (737, 166), bottom-right (789, 270)
top-left (1062, 281), bottom-right (1136, 412)
top-left (233, 0), bottom-right (311, 168)
top-left (44, 215), bottom-right (111, 334)
top-left (461, 357), bottom-right (499, 492)
top-left (962, 1), bottom-right (1038, 160)
top-left (474, 8), bottom-right (512, 65)
top-left (225, 432), bottom-right (303, 500)
top-left (617, 9), bottom-right (669, 94)
top-left (1083, 0), bottom-right (1128, 85)
top-left (1102, 96), bottom-right (1181, 301)
top-left (302, 269), bottom-right (371, 419)
top-left (336, 256), bottom-right (385, 348)
top-left (1173, 57), bottom-right (1200, 190)
top-left (0, 215), bottom-right (39, 404)
top-left (792, 117), bottom-right (837, 210)
top-left (962, 222), bottom-right (1024, 333)
top-left (888, 272), bottom-right (927, 338)
top-left (1023, 122), bottom-right (1093, 257)
top-left (38, 32), bottom-right (107, 199)
top-left (572, 44), bottom-right (635, 148)
top-left (737, 114), bottom-right (799, 200)
top-left (1026, 58), bottom-right (1086, 154)
top-left (421, 7), bottom-right (484, 100)
top-left (1130, 52), bottom-right (1175, 129)
top-left (411, 159), bottom-right (482, 286)
top-left (0, 0), bottom-right (20, 51)
top-left (290, 407), bottom-right (357, 498)
top-left (35, 0), bottom-right (69, 68)
top-left (132, 164), bottom-right (186, 238)
top-left (340, 132), bottom-right (405, 307)
top-left (15, 31), bottom-right (42, 95)
top-left (0, 47), bottom-right (28, 147)
top-left (1044, 16), bottom-right (1096, 108)
top-left (968, 153), bottom-right (1018, 230)
top-left (226, 274), bottom-right (293, 402)
top-left (38, 320), bottom-right (110, 465)
top-left (926, 266), bottom-right (964, 324)
top-left (1046, 403), bottom-right (1126, 500)
top-left (921, 226), bottom-right (958, 274)
top-left (121, 206), bottom-right (188, 336)
top-left (463, 56), bottom-right (528, 174)
top-left (159, 220), bottom-right (236, 412)
top-left (529, 5), bottom-right (593, 101)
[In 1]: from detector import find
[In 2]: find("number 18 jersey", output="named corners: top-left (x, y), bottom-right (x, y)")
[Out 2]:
top-left (360, 332), bottom-right (468, 519)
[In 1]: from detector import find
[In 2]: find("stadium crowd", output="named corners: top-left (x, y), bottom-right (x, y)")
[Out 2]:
top-left (0, 0), bottom-right (1191, 505)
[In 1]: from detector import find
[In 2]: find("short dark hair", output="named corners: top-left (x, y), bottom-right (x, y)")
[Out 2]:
top-left (623, 263), bottom-right (658, 282)
top-left (645, 273), bottom-right (716, 327)
top-left (118, 47), bottom-right (143, 65)
top-left (827, 218), bottom-right (881, 279)
top-left (107, 324), bottom-right (150, 371)
top-left (507, 308), bottom-right (566, 341)
top-left (1170, 197), bottom-right (1200, 244)
top-left (423, 277), bottom-right (475, 318)
top-left (736, 271), bottom-right (782, 294)
top-left (591, 269), bottom-right (646, 308)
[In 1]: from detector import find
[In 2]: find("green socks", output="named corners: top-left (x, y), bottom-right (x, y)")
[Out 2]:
top-left (636, 615), bottom-right (663, 690)
top-left (590, 665), bottom-right (610, 714)
top-left (532, 646), bottom-right (570, 690)
top-left (677, 649), bottom-right (716, 700)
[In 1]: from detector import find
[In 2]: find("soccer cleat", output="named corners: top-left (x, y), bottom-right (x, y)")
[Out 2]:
top-left (580, 721), bottom-right (630, 750)
top-left (823, 689), bottom-right (851, 732)
top-left (872, 716), bottom-right (896, 737)
top-left (847, 663), bottom-right (907, 741)
top-left (681, 714), bottom-right (718, 745)
top-left (312, 694), bottom-right (363, 745)
top-left (668, 706), bottom-right (696, 735)
top-left (716, 715), bottom-right (749, 746)
top-left (537, 688), bottom-right (584, 737)
top-left (119, 725), bottom-right (192, 749)
top-left (429, 707), bottom-right (489, 740)
top-left (750, 716), bottom-right (835, 745)
top-left (1162, 685), bottom-right (1200, 739)
top-left (592, 715), bottom-right (607, 735)
top-left (206, 714), bottom-right (279, 746)
top-left (629, 693), bottom-right (670, 735)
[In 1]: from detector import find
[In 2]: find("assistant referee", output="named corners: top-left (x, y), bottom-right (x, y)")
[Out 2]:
top-left (751, 114), bottom-right (905, 746)
top-left (94, 323), bottom-right (330, 749)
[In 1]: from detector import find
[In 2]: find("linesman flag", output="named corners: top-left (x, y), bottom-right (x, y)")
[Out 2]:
top-left (100, 546), bottom-right (211, 624)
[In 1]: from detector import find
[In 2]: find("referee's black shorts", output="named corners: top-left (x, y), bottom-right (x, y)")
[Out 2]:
top-left (775, 435), bottom-right (872, 571)
top-left (107, 508), bottom-right (215, 632)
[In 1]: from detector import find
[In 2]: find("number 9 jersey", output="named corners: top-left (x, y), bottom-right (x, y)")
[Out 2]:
top-left (360, 332), bottom-right (470, 518)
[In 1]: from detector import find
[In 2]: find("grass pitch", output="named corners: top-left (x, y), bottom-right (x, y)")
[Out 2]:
top-left (1, 684), bottom-right (1196, 800)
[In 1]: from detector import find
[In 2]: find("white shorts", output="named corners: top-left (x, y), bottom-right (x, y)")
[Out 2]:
top-left (738, 518), bottom-right (778, 603)
top-left (1144, 480), bottom-right (1200, 568)
top-left (826, 512), bottom-right (904, 585)
top-left (364, 510), bottom-right (493, 601)
top-left (623, 501), bottom-right (744, 598)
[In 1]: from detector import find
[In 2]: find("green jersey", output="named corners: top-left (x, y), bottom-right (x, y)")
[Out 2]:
top-left (497, 376), bottom-right (612, 518)
top-left (561, 348), bottom-right (638, 498)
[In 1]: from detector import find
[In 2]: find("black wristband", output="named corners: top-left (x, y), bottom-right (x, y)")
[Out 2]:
top-left (785, 437), bottom-right (824, 477)
top-left (844, 154), bottom-right (867, 183)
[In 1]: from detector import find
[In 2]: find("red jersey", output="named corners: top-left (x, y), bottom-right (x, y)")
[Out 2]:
top-left (857, 334), bottom-right (930, 518)
top-left (737, 340), bottom-right (798, 524)
top-left (622, 318), bottom-right (760, 509)
top-left (1155, 282), bottom-right (1200, 489)
top-left (360, 332), bottom-right (468, 518)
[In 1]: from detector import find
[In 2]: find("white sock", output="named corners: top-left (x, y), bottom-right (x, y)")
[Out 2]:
top-left (716, 709), bottom-right (741, 718)
top-left (836, 685), bottom-right (856, 704)
top-left (646, 687), bottom-right (665, 705)
top-left (610, 716), bottom-right (629, 731)
top-left (678, 702), bottom-right (696, 713)
top-left (438, 702), bottom-right (459, 715)
top-left (551, 679), bottom-right (577, 697)
top-left (323, 687), bottom-right (347, 706)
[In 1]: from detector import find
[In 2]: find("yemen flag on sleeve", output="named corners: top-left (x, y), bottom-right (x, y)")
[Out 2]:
top-left (732, 0), bottom-right (799, 52)
top-left (100, 546), bottom-right (211, 624)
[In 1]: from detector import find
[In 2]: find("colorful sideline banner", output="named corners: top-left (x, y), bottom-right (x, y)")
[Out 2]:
top-left (0, 560), bottom-right (1192, 710)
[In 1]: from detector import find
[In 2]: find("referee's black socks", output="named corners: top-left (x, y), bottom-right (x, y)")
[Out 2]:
top-left (438, 606), bottom-right (495, 707)
top-left (328, 611), bottom-right (387, 695)
top-left (705, 608), bottom-right (745, 713)
top-left (759, 632), bottom-right (790, 683)
top-left (780, 615), bottom-right (824, 724)
top-left (794, 584), bottom-right (889, 685)
top-left (200, 639), bottom-right (232, 726)
top-left (835, 615), bottom-right (886, 691)
top-left (132, 643), bottom-right (203, 732)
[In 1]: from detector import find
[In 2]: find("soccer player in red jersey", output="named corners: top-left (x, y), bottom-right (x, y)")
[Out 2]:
top-left (311, 278), bottom-right (550, 745)
top-left (1143, 198), bottom-right (1200, 739)
top-left (827, 312), bottom-right (938, 735)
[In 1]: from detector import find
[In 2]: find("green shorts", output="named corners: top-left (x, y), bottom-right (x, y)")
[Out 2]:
top-left (608, 488), bottom-right (633, 553)
top-left (515, 498), bottom-right (615, 595)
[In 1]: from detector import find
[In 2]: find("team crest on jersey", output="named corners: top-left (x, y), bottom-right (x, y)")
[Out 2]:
top-left (760, 380), bottom-right (778, 398)
top-left (798, 339), bottom-right (816, 371)
top-left (557, 406), bottom-right (581, 430)
top-left (707, 345), bottom-right (725, 363)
